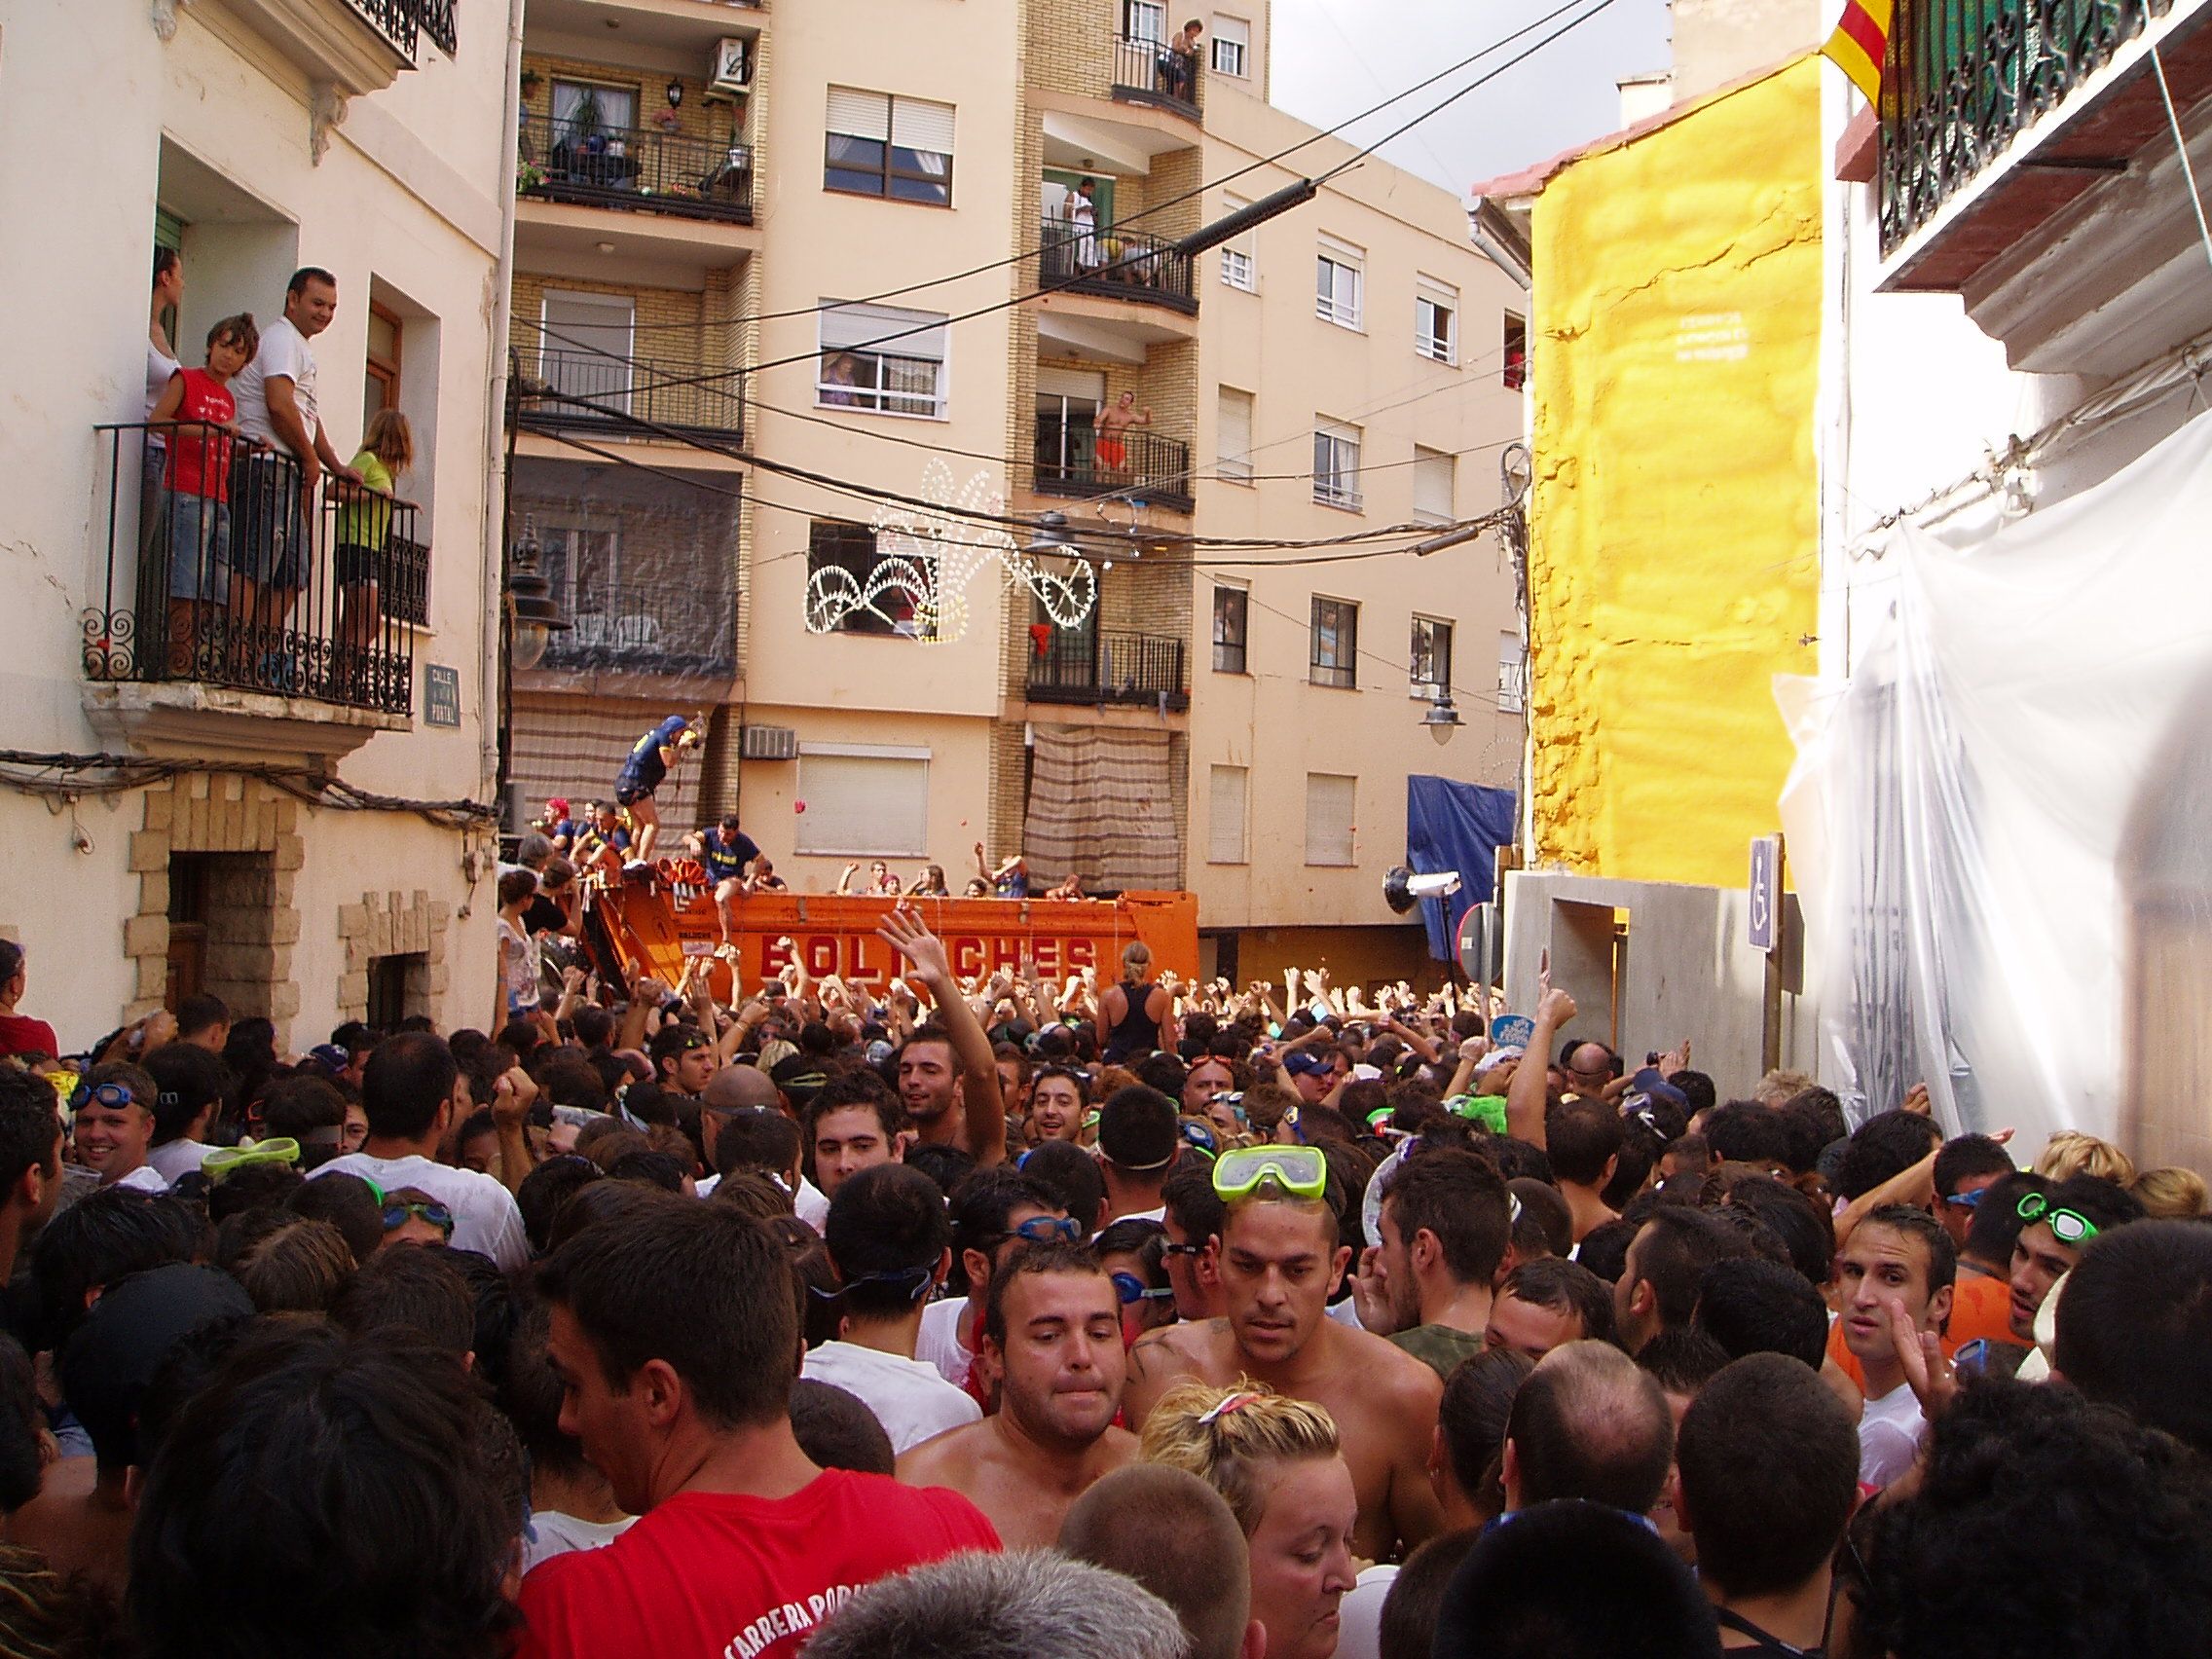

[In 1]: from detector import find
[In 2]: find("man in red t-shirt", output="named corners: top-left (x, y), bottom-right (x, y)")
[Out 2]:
top-left (0, 942), bottom-right (57, 1063)
top-left (517, 1194), bottom-right (1000, 1659)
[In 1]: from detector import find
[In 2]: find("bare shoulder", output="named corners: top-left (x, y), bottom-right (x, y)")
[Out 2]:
top-left (1127, 1319), bottom-right (1210, 1385)
top-left (896, 1419), bottom-right (985, 1486)
top-left (1338, 1323), bottom-right (1445, 1404)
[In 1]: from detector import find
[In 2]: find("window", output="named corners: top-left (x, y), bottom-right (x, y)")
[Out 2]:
top-left (1216, 387), bottom-right (1254, 483)
top-left (1313, 420), bottom-right (1362, 510)
top-left (1309, 596), bottom-right (1357, 688)
top-left (808, 520), bottom-right (936, 637)
top-left (1315, 237), bottom-right (1363, 329)
top-left (538, 521), bottom-right (621, 627)
top-left (1219, 194), bottom-right (1256, 291)
top-left (825, 88), bottom-right (954, 206)
top-left (1412, 446), bottom-right (1454, 526)
top-left (1305, 773), bottom-right (1357, 866)
top-left (367, 954), bottom-right (425, 1030)
top-left (540, 291), bottom-right (635, 417)
top-left (817, 301), bottom-right (949, 418)
top-left (1411, 616), bottom-right (1454, 698)
top-left (1212, 584), bottom-right (1249, 673)
top-left (1497, 630), bottom-right (1528, 712)
top-left (1416, 278), bottom-right (1457, 365)
top-left (1124, 0), bottom-right (1167, 42)
top-left (365, 303), bottom-right (401, 419)
top-left (551, 79), bottom-right (640, 140)
top-left (795, 746), bottom-right (932, 857)
top-left (1504, 313), bottom-right (1528, 390)
top-left (1208, 764), bottom-right (1250, 864)
top-left (1211, 15), bottom-right (1250, 76)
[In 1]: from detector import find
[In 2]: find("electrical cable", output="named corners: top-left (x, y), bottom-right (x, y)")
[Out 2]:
top-left (0, 751), bottom-right (498, 828)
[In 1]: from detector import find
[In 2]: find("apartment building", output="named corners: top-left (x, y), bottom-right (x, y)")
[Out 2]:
top-left (0, 0), bottom-right (511, 1050)
top-left (507, 0), bottom-right (1522, 983)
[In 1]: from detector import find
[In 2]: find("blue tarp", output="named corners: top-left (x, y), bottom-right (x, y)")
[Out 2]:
top-left (1406, 775), bottom-right (1517, 962)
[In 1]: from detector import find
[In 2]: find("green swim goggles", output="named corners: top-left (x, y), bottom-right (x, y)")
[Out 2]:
top-left (1212, 1143), bottom-right (1328, 1200)
top-left (2016, 1191), bottom-right (2099, 1246)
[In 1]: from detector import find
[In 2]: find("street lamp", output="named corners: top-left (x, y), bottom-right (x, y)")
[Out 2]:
top-left (506, 516), bottom-right (569, 672)
top-left (1422, 683), bottom-right (1463, 745)
top-left (666, 79), bottom-right (684, 109)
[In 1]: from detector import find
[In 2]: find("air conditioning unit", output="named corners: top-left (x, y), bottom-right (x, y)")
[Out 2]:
top-left (709, 37), bottom-right (752, 97)
top-left (739, 724), bottom-right (797, 761)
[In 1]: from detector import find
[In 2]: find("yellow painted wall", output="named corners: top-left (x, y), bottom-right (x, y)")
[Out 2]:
top-left (1527, 55), bottom-right (1821, 888)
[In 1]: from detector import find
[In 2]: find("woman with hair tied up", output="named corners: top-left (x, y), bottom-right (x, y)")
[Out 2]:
top-left (1097, 941), bottom-right (1174, 1065)
top-left (1139, 1380), bottom-right (1358, 1659)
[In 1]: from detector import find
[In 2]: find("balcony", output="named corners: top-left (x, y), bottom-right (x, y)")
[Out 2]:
top-left (520, 349), bottom-right (745, 443)
top-left (1033, 413), bottom-right (1194, 514)
top-left (1039, 219), bottom-right (1198, 314)
top-left (215, 0), bottom-right (447, 94)
top-left (1028, 627), bottom-right (1190, 710)
top-left (519, 113), bottom-right (755, 225)
top-left (542, 578), bottom-right (736, 680)
top-left (85, 424), bottom-right (418, 725)
top-left (1110, 33), bottom-right (1203, 122)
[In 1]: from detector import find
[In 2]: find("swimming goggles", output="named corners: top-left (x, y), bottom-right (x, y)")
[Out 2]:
top-left (203, 1139), bottom-right (301, 1180)
top-left (1211, 1144), bottom-right (1328, 1200)
top-left (382, 1198), bottom-right (456, 1235)
top-left (1112, 1272), bottom-right (1176, 1307)
top-left (2016, 1191), bottom-right (2098, 1246)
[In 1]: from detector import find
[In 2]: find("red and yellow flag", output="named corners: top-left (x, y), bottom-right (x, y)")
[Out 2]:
top-left (1823, 0), bottom-right (1894, 105)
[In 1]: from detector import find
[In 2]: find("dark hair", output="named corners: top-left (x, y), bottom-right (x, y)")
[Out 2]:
top-left (1601, 1118), bottom-right (1660, 1212)
top-left (1961, 1168), bottom-right (2045, 1266)
top-left (1487, 1135), bottom-right (1554, 1185)
top-left (1508, 1177), bottom-right (1572, 1259)
top-left (2054, 1219), bottom-right (2212, 1454)
top-left (286, 265), bottom-right (338, 297)
top-left (982, 1237), bottom-right (1106, 1349)
top-left (1499, 1257), bottom-right (1615, 1345)
top-left (607, 1149), bottom-right (688, 1193)
top-left (1628, 1207), bottom-right (1755, 1336)
top-left (1677, 1353), bottom-right (1859, 1598)
top-left (789, 1379), bottom-right (895, 1475)
top-left (129, 1326), bottom-right (519, 1659)
top-left (2034, 1172), bottom-right (2147, 1241)
top-left (1379, 1529), bottom-right (1481, 1659)
top-left (1162, 1158), bottom-right (1226, 1246)
top-left (141, 1041), bottom-right (229, 1144)
top-left (824, 1163), bottom-right (950, 1320)
top-left (1837, 1109), bottom-right (1943, 1201)
top-left (360, 1032), bottom-right (458, 1143)
top-left (1700, 1101), bottom-right (1794, 1169)
top-left (1434, 1498), bottom-right (1720, 1659)
top-left (228, 1217), bottom-right (352, 1313)
top-left (170, 994), bottom-right (228, 1043)
top-left (1383, 1148), bottom-right (1510, 1286)
top-left (153, 246), bottom-right (181, 287)
top-left (903, 1141), bottom-right (977, 1198)
top-left (539, 1193), bottom-right (797, 1427)
top-left (1929, 1134), bottom-right (2014, 1201)
top-left (288, 1170), bottom-right (385, 1265)
top-left (713, 1107), bottom-right (800, 1183)
top-left (946, 1167), bottom-right (1062, 1295)
top-left (429, 1247), bottom-right (519, 1389)
top-left (1542, 1101), bottom-right (1624, 1188)
top-left (498, 1296), bottom-right (588, 1478)
top-left (1855, 1202), bottom-right (1958, 1299)
top-left (897, 1023), bottom-right (963, 1075)
top-left (515, 1156), bottom-right (602, 1256)
top-left (0, 1067), bottom-right (59, 1195)
top-left (804, 1071), bottom-right (905, 1142)
top-left (260, 1073), bottom-right (347, 1144)
top-left (205, 1159), bottom-right (302, 1225)
top-left (1668, 1069), bottom-right (1716, 1116)
top-left (1439, 1348), bottom-right (1532, 1510)
top-left (0, 1335), bottom-right (45, 1511)
top-left (711, 1171), bottom-right (794, 1222)
top-left (1856, 1380), bottom-right (2212, 1659)
top-left (1691, 1257), bottom-right (1828, 1368)
top-left (1718, 1174), bottom-right (1835, 1287)
top-left (1634, 1327), bottom-right (1730, 1395)
top-left (1666, 1133), bottom-right (1712, 1174)
top-left (1569, 1217), bottom-right (1634, 1284)
top-left (1018, 1139), bottom-right (1107, 1235)
top-left (331, 1242), bottom-right (476, 1356)
top-left (30, 1187), bottom-right (203, 1350)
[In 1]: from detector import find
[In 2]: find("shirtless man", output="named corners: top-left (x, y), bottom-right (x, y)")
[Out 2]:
top-left (1121, 1146), bottom-right (1445, 1560)
top-left (899, 1242), bottom-right (1137, 1547)
top-left (1093, 391), bottom-right (1152, 483)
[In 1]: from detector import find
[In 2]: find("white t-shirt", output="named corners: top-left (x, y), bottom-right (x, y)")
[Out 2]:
top-left (1335, 1564), bottom-right (1400, 1659)
top-left (148, 1139), bottom-right (217, 1183)
top-left (309, 1151), bottom-right (531, 1272)
top-left (915, 1296), bottom-right (976, 1389)
top-left (694, 1172), bottom-right (829, 1231)
top-left (1858, 1380), bottom-right (1927, 1490)
top-left (112, 1163), bottom-right (169, 1195)
top-left (521, 1511), bottom-right (635, 1576)
top-left (233, 314), bottom-right (319, 451)
top-left (800, 1340), bottom-right (980, 1453)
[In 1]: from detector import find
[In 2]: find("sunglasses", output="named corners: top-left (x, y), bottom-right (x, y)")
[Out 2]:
top-left (2016, 1191), bottom-right (2098, 1246)
top-left (382, 1199), bottom-right (456, 1235)
top-left (1111, 1272), bottom-right (1176, 1307)
top-left (1212, 1143), bottom-right (1328, 1200)
top-left (1161, 1239), bottom-right (1207, 1259)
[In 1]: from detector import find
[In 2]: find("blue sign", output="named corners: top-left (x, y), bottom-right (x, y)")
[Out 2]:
top-left (1749, 835), bottom-right (1781, 951)
top-left (1491, 1014), bottom-right (1534, 1051)
top-left (424, 664), bottom-right (461, 729)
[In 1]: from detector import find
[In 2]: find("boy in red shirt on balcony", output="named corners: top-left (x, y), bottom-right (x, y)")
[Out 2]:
top-left (147, 313), bottom-right (258, 669)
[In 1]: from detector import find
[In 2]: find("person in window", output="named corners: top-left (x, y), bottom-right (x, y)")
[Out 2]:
top-left (821, 352), bottom-right (865, 408)
top-left (1069, 178), bottom-right (1102, 271)
top-left (909, 863), bottom-right (951, 898)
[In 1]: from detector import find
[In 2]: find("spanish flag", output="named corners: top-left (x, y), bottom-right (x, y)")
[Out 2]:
top-left (1823, 0), bottom-right (1894, 105)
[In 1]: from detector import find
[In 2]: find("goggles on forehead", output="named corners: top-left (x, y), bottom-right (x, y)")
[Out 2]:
top-left (2016, 1191), bottom-right (2099, 1246)
top-left (1212, 1143), bottom-right (1327, 1200)
top-left (71, 1081), bottom-right (139, 1113)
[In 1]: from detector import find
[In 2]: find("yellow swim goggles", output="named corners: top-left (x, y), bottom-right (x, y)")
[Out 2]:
top-left (1211, 1144), bottom-right (1328, 1200)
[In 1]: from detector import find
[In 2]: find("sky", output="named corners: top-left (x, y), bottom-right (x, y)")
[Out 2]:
top-left (1267, 0), bottom-right (1675, 193)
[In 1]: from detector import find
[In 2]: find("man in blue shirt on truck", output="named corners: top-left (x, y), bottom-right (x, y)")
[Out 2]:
top-left (612, 714), bottom-right (699, 868)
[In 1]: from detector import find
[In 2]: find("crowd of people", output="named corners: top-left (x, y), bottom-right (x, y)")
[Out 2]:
top-left (0, 903), bottom-right (2208, 1658)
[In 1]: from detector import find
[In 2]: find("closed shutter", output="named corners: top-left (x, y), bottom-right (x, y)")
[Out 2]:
top-left (820, 301), bottom-right (948, 363)
top-left (1217, 387), bottom-right (1253, 480)
top-left (1039, 366), bottom-right (1108, 402)
top-left (795, 750), bottom-right (931, 856)
top-left (1305, 774), bottom-right (1357, 866)
top-left (1208, 765), bottom-right (1249, 864)
top-left (826, 87), bottom-right (891, 140)
top-left (890, 97), bottom-right (956, 155)
top-left (1413, 448), bottom-right (1454, 524)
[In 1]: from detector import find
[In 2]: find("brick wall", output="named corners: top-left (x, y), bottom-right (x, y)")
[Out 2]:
top-left (520, 53), bottom-right (749, 152)
top-left (335, 891), bottom-right (452, 1025)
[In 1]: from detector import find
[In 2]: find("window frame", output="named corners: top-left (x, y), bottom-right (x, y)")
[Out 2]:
top-left (1415, 282), bottom-right (1457, 366)
top-left (1211, 583), bottom-right (1249, 674)
top-left (1410, 614), bottom-right (1455, 700)
top-left (824, 90), bottom-right (955, 208)
top-left (1503, 312), bottom-right (1529, 390)
top-left (1218, 192), bottom-right (1256, 291)
top-left (1315, 244), bottom-right (1363, 330)
top-left (1496, 630), bottom-right (1528, 712)
top-left (794, 745), bottom-right (934, 858)
top-left (1207, 763), bottom-right (1250, 865)
top-left (1411, 444), bottom-right (1455, 527)
top-left (816, 301), bottom-right (950, 420)
top-left (1216, 386), bottom-right (1255, 485)
top-left (1309, 594), bottom-right (1358, 689)
top-left (364, 301), bottom-right (402, 418)
top-left (1210, 15), bottom-right (1250, 76)
top-left (806, 519), bottom-right (938, 639)
top-left (1312, 421), bottom-right (1363, 512)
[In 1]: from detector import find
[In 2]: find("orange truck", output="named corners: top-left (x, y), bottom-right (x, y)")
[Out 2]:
top-left (578, 866), bottom-right (1198, 1005)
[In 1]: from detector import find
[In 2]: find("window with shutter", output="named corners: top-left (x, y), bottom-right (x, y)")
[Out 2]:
top-left (826, 89), bottom-right (953, 204)
top-left (1410, 616), bottom-right (1454, 696)
top-left (796, 749), bottom-right (932, 855)
top-left (818, 301), bottom-right (948, 417)
top-left (1315, 237), bottom-right (1363, 328)
top-left (1208, 765), bottom-right (1249, 864)
top-left (1217, 387), bottom-right (1254, 483)
top-left (1416, 278), bottom-right (1457, 364)
top-left (1211, 17), bottom-right (1250, 76)
top-left (1313, 421), bottom-right (1362, 510)
top-left (1219, 194), bottom-right (1256, 291)
top-left (1412, 446), bottom-right (1453, 525)
top-left (1305, 774), bottom-right (1357, 866)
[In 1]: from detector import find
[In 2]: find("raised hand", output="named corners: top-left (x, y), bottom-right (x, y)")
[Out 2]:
top-left (876, 903), bottom-right (954, 986)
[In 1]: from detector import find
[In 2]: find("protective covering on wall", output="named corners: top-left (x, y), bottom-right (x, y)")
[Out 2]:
top-left (1525, 56), bottom-right (1822, 888)
top-left (1406, 775), bottom-right (1517, 961)
top-left (1023, 726), bottom-right (1181, 891)
top-left (1780, 411), bottom-right (2212, 1167)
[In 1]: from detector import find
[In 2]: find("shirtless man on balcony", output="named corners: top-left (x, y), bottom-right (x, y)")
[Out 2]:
top-left (1093, 392), bottom-right (1152, 485)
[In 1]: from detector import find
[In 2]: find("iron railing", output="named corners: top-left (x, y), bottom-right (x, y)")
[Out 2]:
top-left (518, 112), bottom-right (756, 223)
top-left (1878, 0), bottom-right (2171, 251)
top-left (345, 0), bottom-right (453, 55)
top-left (1029, 627), bottom-right (1190, 709)
top-left (1038, 218), bottom-right (1198, 313)
top-left (1034, 413), bottom-right (1196, 513)
top-left (87, 424), bottom-right (418, 717)
top-left (524, 348), bottom-right (746, 440)
top-left (415, 0), bottom-right (457, 54)
top-left (542, 579), bottom-right (737, 678)
top-left (1112, 33), bottom-right (1204, 119)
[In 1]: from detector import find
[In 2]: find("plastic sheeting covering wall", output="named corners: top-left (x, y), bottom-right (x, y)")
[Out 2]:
top-left (1406, 775), bottom-right (1516, 961)
top-left (1781, 412), bottom-right (2212, 1167)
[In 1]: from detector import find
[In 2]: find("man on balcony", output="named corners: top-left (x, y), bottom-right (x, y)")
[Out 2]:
top-left (231, 267), bottom-right (360, 687)
top-left (1094, 392), bottom-right (1153, 487)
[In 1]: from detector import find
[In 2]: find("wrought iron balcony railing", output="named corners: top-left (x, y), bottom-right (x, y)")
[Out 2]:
top-left (1878, 0), bottom-right (2171, 252)
top-left (1034, 413), bottom-right (1196, 513)
top-left (523, 348), bottom-right (746, 441)
top-left (1038, 218), bottom-right (1198, 313)
top-left (1028, 626), bottom-right (1190, 709)
top-left (347, 0), bottom-right (453, 56)
top-left (87, 424), bottom-right (419, 717)
top-left (1111, 32), bottom-right (1204, 120)
top-left (541, 579), bottom-right (737, 678)
top-left (518, 112), bottom-right (755, 224)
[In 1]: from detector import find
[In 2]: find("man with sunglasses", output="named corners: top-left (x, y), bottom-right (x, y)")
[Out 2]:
top-left (1123, 1142), bottom-right (1446, 1561)
top-left (2008, 1174), bottom-right (2143, 1346)
top-left (898, 1240), bottom-right (1137, 1547)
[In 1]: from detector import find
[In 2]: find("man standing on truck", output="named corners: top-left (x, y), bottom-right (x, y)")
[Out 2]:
top-left (612, 714), bottom-right (700, 869)
top-left (684, 813), bottom-right (762, 960)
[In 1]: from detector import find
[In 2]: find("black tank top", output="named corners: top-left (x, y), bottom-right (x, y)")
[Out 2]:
top-left (1101, 977), bottom-right (1161, 1062)
top-left (1715, 1608), bottom-right (1823, 1657)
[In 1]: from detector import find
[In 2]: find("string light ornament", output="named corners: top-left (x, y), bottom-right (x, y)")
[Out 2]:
top-left (803, 460), bottom-right (1096, 643)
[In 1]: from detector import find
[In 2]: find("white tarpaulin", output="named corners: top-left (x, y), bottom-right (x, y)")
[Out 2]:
top-left (1781, 410), bottom-right (2212, 1167)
